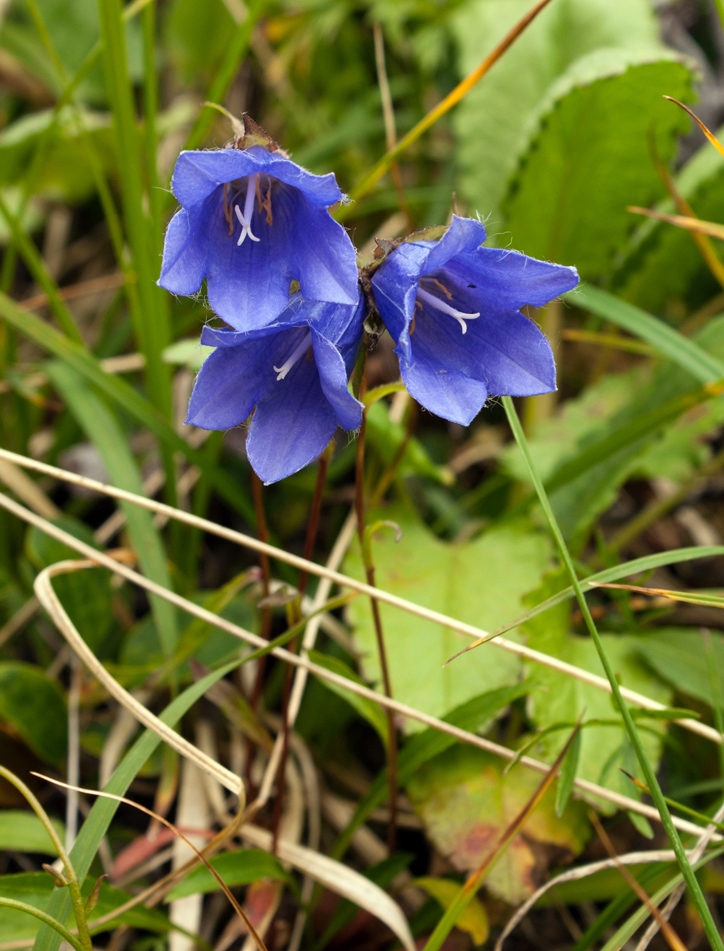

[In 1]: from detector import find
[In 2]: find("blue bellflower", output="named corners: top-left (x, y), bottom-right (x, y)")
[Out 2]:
top-left (158, 146), bottom-right (359, 331)
top-left (186, 295), bottom-right (365, 484)
top-left (371, 216), bottom-right (579, 426)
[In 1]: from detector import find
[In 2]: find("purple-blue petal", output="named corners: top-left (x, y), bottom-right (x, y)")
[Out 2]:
top-left (399, 354), bottom-right (488, 427)
top-left (184, 341), bottom-right (270, 430)
top-left (157, 205), bottom-right (208, 296)
top-left (442, 247), bottom-right (579, 313)
top-left (311, 330), bottom-right (363, 431)
top-left (423, 215), bottom-right (487, 274)
top-left (464, 309), bottom-right (557, 395)
top-left (246, 357), bottom-right (338, 484)
top-left (203, 188), bottom-right (296, 330)
top-left (171, 147), bottom-right (344, 209)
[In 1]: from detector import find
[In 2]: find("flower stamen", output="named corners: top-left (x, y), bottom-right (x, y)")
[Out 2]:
top-left (234, 174), bottom-right (261, 247)
top-left (273, 331), bottom-right (312, 381)
top-left (417, 287), bottom-right (480, 334)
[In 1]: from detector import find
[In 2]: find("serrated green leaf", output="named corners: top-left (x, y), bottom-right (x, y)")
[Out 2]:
top-left (453, 0), bottom-right (663, 218)
top-left (502, 50), bottom-right (695, 278)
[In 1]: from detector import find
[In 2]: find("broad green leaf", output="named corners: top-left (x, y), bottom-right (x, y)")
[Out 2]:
top-left (634, 628), bottom-right (724, 707)
top-left (345, 510), bottom-right (551, 728)
top-left (453, 0), bottom-right (662, 219)
top-left (617, 123), bottom-right (724, 314)
top-left (165, 849), bottom-right (293, 901)
top-left (0, 811), bottom-right (65, 855)
top-left (522, 580), bottom-right (671, 812)
top-left (46, 362), bottom-right (178, 656)
top-left (501, 50), bottom-right (694, 278)
top-left (407, 747), bottom-right (589, 905)
top-left (0, 663), bottom-right (67, 765)
top-left (415, 877), bottom-right (488, 944)
top-left (308, 650), bottom-right (389, 744)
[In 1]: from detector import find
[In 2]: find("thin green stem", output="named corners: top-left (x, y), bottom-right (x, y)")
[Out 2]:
top-left (502, 395), bottom-right (724, 951)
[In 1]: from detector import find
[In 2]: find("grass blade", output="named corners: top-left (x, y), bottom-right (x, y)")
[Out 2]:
top-left (567, 285), bottom-right (724, 383)
top-left (502, 394), bottom-right (724, 951)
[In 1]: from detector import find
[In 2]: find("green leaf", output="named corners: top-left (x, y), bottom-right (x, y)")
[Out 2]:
top-left (504, 315), bottom-right (724, 543)
top-left (407, 747), bottom-right (589, 905)
top-left (501, 50), bottom-right (694, 278)
top-left (25, 517), bottom-right (113, 654)
top-left (33, 657), bottom-right (246, 951)
top-left (453, 0), bottom-right (663, 219)
top-left (365, 401), bottom-right (453, 486)
top-left (0, 663), bottom-right (67, 765)
top-left (163, 0), bottom-right (235, 84)
top-left (555, 725), bottom-right (581, 817)
top-left (162, 338), bottom-right (214, 371)
top-left (345, 509), bottom-right (551, 727)
top-left (165, 849), bottom-right (294, 901)
top-left (46, 362), bottom-right (178, 656)
top-left (0, 107), bottom-right (115, 201)
top-left (634, 628), bottom-right (724, 707)
top-left (307, 650), bottom-right (389, 744)
top-left (0, 811), bottom-right (65, 855)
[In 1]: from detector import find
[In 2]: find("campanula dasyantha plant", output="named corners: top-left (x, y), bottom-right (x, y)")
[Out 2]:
top-left (159, 116), bottom-right (579, 483)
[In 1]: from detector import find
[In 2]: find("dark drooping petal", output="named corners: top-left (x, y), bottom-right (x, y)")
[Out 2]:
top-left (159, 146), bottom-right (359, 330)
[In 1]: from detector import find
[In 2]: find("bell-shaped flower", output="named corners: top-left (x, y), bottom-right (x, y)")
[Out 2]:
top-left (185, 294), bottom-right (365, 484)
top-left (159, 145), bottom-right (359, 331)
top-left (371, 216), bottom-right (579, 426)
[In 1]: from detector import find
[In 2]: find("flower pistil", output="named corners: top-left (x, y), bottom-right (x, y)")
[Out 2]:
top-left (273, 330), bottom-right (312, 380)
top-left (416, 280), bottom-right (480, 335)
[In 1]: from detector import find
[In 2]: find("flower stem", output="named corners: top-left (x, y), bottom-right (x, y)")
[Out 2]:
top-left (248, 471), bottom-right (272, 797)
top-left (355, 362), bottom-right (399, 852)
top-left (271, 451), bottom-right (330, 851)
